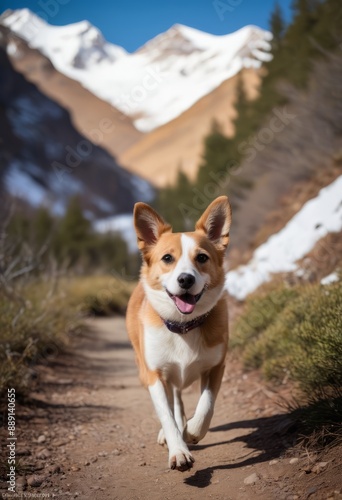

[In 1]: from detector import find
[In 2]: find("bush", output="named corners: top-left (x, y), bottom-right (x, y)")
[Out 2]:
top-left (0, 274), bottom-right (135, 400)
top-left (232, 280), bottom-right (342, 392)
top-left (231, 279), bottom-right (342, 443)
top-left (231, 286), bottom-right (299, 349)
top-left (0, 282), bottom-right (78, 398)
top-left (63, 275), bottom-right (135, 316)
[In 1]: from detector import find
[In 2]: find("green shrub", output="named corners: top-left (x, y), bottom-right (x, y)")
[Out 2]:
top-left (231, 286), bottom-right (299, 349)
top-left (231, 279), bottom-right (342, 443)
top-left (232, 280), bottom-right (342, 395)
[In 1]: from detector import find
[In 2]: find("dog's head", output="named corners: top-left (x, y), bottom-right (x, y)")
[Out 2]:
top-left (134, 196), bottom-right (231, 321)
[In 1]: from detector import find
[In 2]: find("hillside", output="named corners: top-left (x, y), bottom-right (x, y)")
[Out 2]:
top-left (120, 68), bottom-right (261, 186)
top-left (227, 174), bottom-right (342, 300)
top-left (3, 28), bottom-right (142, 159)
top-left (0, 38), bottom-right (153, 219)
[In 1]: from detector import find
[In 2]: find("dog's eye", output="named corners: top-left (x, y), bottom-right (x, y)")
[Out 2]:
top-left (196, 253), bottom-right (209, 264)
top-left (162, 254), bottom-right (174, 264)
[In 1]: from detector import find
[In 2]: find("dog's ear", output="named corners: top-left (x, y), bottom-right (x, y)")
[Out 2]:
top-left (195, 196), bottom-right (232, 250)
top-left (134, 203), bottom-right (172, 253)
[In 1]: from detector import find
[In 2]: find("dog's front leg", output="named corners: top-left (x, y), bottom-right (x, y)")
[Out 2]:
top-left (149, 379), bottom-right (194, 471)
top-left (185, 361), bottom-right (225, 444)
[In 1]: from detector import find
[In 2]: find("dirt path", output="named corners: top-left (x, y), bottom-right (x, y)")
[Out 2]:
top-left (2, 317), bottom-right (341, 500)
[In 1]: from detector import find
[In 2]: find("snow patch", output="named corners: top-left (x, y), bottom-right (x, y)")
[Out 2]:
top-left (5, 161), bottom-right (48, 207)
top-left (94, 214), bottom-right (137, 252)
top-left (226, 176), bottom-right (342, 300)
top-left (321, 272), bottom-right (339, 285)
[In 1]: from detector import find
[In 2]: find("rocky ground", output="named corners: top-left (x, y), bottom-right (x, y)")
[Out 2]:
top-left (1, 317), bottom-right (341, 500)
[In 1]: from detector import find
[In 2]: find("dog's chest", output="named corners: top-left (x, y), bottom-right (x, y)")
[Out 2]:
top-left (144, 325), bottom-right (224, 389)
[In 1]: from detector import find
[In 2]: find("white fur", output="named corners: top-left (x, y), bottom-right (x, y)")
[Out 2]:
top-left (149, 380), bottom-right (194, 469)
top-left (144, 280), bottom-right (224, 322)
top-left (145, 323), bottom-right (224, 450)
top-left (144, 324), bottom-right (224, 389)
top-left (164, 234), bottom-right (207, 296)
top-left (185, 387), bottom-right (214, 443)
top-left (143, 234), bottom-right (225, 322)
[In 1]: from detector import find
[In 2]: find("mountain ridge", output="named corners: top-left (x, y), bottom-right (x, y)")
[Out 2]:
top-left (1, 8), bottom-right (272, 132)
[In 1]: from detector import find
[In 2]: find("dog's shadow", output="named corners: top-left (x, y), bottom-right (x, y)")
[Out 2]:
top-left (184, 413), bottom-right (297, 488)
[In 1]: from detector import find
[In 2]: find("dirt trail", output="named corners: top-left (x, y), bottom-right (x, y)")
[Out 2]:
top-left (2, 317), bottom-right (341, 500)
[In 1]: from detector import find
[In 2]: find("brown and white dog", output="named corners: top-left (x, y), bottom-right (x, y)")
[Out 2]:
top-left (126, 196), bottom-right (231, 471)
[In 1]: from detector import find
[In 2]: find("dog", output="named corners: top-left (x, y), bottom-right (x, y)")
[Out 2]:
top-left (126, 196), bottom-right (231, 471)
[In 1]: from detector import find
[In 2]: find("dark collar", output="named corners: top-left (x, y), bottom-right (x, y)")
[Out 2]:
top-left (163, 311), bottom-right (211, 335)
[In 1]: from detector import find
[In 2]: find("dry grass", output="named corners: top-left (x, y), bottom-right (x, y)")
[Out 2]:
top-left (0, 274), bottom-right (135, 400)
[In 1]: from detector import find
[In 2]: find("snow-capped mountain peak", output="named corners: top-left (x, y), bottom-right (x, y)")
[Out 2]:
top-left (1, 9), bottom-right (272, 132)
top-left (1, 9), bottom-right (127, 70)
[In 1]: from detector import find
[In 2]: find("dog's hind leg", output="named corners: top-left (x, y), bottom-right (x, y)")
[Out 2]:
top-left (173, 387), bottom-right (186, 434)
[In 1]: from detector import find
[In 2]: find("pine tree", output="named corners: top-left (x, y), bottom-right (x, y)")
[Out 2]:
top-left (33, 206), bottom-right (55, 250)
top-left (269, 2), bottom-right (286, 47)
top-left (154, 165), bottom-right (195, 232)
top-left (196, 120), bottom-right (233, 190)
top-left (56, 196), bottom-right (92, 266)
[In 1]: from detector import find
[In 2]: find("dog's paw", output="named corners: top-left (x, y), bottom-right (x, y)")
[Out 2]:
top-left (157, 428), bottom-right (167, 446)
top-left (169, 448), bottom-right (195, 472)
top-left (184, 417), bottom-right (207, 444)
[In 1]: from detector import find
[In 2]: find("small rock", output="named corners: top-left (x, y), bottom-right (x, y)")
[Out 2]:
top-left (16, 448), bottom-right (31, 457)
top-left (37, 435), bottom-right (46, 444)
top-left (58, 378), bottom-right (73, 385)
top-left (16, 476), bottom-right (27, 491)
top-left (139, 461), bottom-right (146, 466)
top-left (70, 466), bottom-right (80, 472)
top-left (91, 456), bottom-right (98, 463)
top-left (52, 439), bottom-right (68, 447)
top-left (84, 461), bottom-right (90, 466)
top-left (27, 474), bottom-right (46, 487)
top-left (244, 472), bottom-right (259, 485)
top-left (37, 448), bottom-right (51, 460)
top-left (112, 449), bottom-right (121, 456)
top-left (289, 458), bottom-right (299, 465)
top-left (306, 486), bottom-right (318, 497)
top-left (46, 465), bottom-right (61, 475)
top-left (140, 444), bottom-right (146, 449)
top-left (269, 459), bottom-right (279, 465)
top-left (98, 451), bottom-right (108, 457)
top-left (34, 463), bottom-right (45, 471)
top-left (312, 461), bottom-right (328, 474)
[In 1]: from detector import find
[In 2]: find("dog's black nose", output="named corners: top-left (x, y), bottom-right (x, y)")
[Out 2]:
top-left (177, 273), bottom-right (195, 290)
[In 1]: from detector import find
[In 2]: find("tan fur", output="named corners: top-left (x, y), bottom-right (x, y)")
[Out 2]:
top-left (126, 282), bottom-right (162, 387)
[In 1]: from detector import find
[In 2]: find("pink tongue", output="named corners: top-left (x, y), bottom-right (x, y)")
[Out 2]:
top-left (175, 294), bottom-right (196, 314)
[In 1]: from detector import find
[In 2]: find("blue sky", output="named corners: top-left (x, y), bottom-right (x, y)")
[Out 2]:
top-left (2, 0), bottom-right (293, 52)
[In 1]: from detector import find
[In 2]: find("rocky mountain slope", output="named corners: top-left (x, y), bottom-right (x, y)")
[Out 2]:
top-left (0, 37), bottom-right (153, 219)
